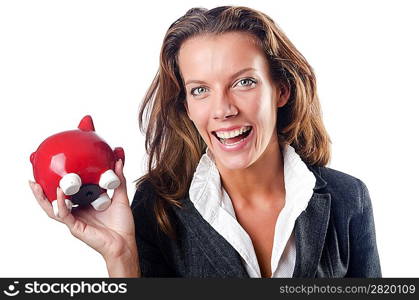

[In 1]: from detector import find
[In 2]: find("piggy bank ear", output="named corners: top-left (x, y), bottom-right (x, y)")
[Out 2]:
top-left (78, 115), bottom-right (95, 132)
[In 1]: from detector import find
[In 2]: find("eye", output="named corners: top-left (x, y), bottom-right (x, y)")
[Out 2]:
top-left (235, 78), bottom-right (257, 88)
top-left (190, 86), bottom-right (208, 97)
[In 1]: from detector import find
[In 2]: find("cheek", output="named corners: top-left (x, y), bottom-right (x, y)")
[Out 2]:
top-left (240, 90), bottom-right (270, 122)
top-left (187, 101), bottom-right (211, 132)
top-left (256, 87), bottom-right (276, 122)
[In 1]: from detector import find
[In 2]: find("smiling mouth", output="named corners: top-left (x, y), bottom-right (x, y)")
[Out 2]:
top-left (212, 126), bottom-right (253, 145)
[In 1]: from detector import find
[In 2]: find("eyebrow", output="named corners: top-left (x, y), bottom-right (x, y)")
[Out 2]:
top-left (184, 67), bottom-right (257, 86)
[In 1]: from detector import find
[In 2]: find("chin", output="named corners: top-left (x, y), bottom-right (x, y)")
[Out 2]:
top-left (215, 152), bottom-right (253, 171)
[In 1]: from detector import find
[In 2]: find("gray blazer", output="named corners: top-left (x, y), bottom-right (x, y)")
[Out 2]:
top-left (131, 164), bottom-right (381, 277)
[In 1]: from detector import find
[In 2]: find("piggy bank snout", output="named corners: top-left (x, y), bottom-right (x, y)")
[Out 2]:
top-left (70, 184), bottom-right (103, 205)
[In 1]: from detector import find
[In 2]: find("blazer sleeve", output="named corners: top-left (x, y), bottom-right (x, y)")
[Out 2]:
top-left (347, 179), bottom-right (382, 277)
top-left (131, 182), bottom-right (177, 277)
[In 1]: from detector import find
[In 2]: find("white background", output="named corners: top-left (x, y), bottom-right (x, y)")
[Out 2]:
top-left (0, 0), bottom-right (418, 277)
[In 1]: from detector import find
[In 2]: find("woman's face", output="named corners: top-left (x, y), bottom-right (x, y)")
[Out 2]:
top-left (178, 32), bottom-right (289, 170)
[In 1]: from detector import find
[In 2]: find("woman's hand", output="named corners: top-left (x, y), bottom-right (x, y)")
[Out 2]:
top-left (29, 159), bottom-right (139, 277)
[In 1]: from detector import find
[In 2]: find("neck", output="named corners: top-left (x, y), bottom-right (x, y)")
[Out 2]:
top-left (215, 135), bottom-right (285, 210)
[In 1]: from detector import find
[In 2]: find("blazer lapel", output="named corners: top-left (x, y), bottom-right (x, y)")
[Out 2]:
top-left (292, 165), bottom-right (331, 277)
top-left (173, 198), bottom-right (250, 278)
top-left (174, 164), bottom-right (331, 278)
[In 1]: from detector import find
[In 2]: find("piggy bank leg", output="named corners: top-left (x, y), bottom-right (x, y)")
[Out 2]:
top-left (51, 199), bottom-right (74, 217)
top-left (59, 173), bottom-right (82, 195)
top-left (99, 169), bottom-right (120, 190)
top-left (90, 193), bottom-right (111, 211)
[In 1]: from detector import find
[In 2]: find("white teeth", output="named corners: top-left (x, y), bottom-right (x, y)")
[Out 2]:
top-left (215, 126), bottom-right (251, 139)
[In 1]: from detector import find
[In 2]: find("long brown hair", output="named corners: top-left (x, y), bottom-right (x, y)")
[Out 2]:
top-left (135, 6), bottom-right (331, 239)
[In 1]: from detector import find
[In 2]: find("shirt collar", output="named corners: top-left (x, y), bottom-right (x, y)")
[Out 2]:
top-left (188, 144), bottom-right (316, 222)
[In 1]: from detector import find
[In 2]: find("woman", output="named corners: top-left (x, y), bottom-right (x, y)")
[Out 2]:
top-left (29, 6), bottom-right (381, 278)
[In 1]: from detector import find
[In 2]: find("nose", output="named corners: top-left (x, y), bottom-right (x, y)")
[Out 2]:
top-left (70, 184), bottom-right (103, 206)
top-left (212, 91), bottom-right (238, 120)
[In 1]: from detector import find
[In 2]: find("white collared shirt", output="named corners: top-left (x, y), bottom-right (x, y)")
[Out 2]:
top-left (188, 144), bottom-right (316, 278)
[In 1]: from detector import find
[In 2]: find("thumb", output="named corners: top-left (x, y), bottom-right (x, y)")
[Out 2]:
top-left (112, 159), bottom-right (129, 205)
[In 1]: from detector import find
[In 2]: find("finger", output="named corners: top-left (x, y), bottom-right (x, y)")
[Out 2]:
top-left (55, 188), bottom-right (100, 241)
top-left (114, 159), bottom-right (126, 187)
top-left (56, 187), bottom-right (77, 227)
top-left (29, 180), bottom-right (47, 208)
top-left (29, 180), bottom-right (57, 220)
top-left (112, 159), bottom-right (129, 205)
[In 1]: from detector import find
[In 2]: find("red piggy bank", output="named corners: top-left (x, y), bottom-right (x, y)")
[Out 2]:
top-left (30, 115), bottom-right (125, 216)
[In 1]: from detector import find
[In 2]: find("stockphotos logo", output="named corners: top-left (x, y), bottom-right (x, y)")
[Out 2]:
top-left (3, 281), bottom-right (20, 297)
top-left (2, 280), bottom-right (127, 297)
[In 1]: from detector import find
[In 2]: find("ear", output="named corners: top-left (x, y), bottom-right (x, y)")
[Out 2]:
top-left (276, 83), bottom-right (290, 108)
top-left (78, 115), bottom-right (95, 131)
